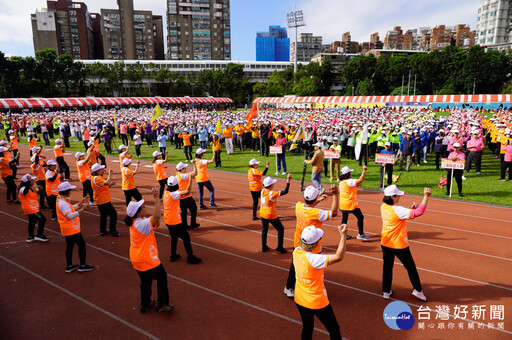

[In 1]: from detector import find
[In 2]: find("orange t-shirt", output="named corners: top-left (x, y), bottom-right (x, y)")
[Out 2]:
top-left (31, 162), bottom-right (46, 182)
top-left (293, 248), bottom-right (329, 309)
top-left (259, 188), bottom-right (280, 220)
top-left (380, 204), bottom-right (411, 249)
top-left (45, 170), bottom-right (61, 196)
top-left (122, 167), bottom-right (135, 190)
top-left (76, 160), bottom-right (91, 183)
top-left (57, 196), bottom-right (81, 236)
top-left (11, 137), bottom-right (19, 150)
top-left (339, 179), bottom-right (359, 211)
top-left (54, 145), bottom-right (64, 157)
top-left (28, 138), bottom-right (37, 150)
top-left (163, 191), bottom-right (181, 225)
top-left (0, 157), bottom-right (11, 178)
top-left (195, 159), bottom-right (209, 183)
top-left (223, 127), bottom-right (233, 138)
top-left (92, 176), bottom-right (111, 205)
top-left (177, 172), bottom-right (192, 199)
top-left (294, 202), bottom-right (331, 253)
top-left (19, 187), bottom-right (40, 215)
top-left (179, 132), bottom-right (193, 146)
top-left (248, 168), bottom-right (264, 191)
top-left (129, 218), bottom-right (161, 271)
top-left (153, 160), bottom-right (167, 181)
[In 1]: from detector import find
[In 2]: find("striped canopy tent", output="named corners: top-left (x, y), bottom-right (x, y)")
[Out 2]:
top-left (0, 97), bottom-right (234, 109)
top-left (254, 94), bottom-right (512, 105)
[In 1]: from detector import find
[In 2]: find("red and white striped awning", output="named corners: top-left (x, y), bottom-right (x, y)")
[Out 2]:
top-left (254, 95), bottom-right (512, 105)
top-left (0, 97), bottom-right (234, 109)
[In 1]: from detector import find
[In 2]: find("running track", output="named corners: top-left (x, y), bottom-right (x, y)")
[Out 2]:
top-left (1, 145), bottom-right (511, 339)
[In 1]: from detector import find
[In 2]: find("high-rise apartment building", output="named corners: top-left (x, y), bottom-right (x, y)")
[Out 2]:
top-left (290, 33), bottom-right (323, 62)
top-left (31, 0), bottom-right (99, 59)
top-left (101, 0), bottom-right (164, 60)
top-left (384, 26), bottom-right (413, 50)
top-left (476, 0), bottom-right (512, 46)
top-left (256, 26), bottom-right (290, 61)
top-left (167, 0), bottom-right (231, 60)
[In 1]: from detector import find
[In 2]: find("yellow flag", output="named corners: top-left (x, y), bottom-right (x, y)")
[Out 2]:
top-left (152, 103), bottom-right (163, 123)
top-left (215, 119), bottom-right (222, 134)
top-left (289, 119), bottom-right (305, 151)
top-left (113, 111), bottom-right (118, 134)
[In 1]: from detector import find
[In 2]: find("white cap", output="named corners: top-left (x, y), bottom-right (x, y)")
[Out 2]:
top-left (263, 176), bottom-right (277, 188)
top-left (0, 141), bottom-right (7, 145)
top-left (75, 151), bottom-right (85, 159)
top-left (384, 142), bottom-right (391, 147)
top-left (58, 181), bottom-right (76, 191)
top-left (31, 146), bottom-right (40, 152)
top-left (313, 142), bottom-right (323, 148)
top-left (55, 139), bottom-right (62, 143)
top-left (91, 163), bottom-right (105, 172)
top-left (196, 147), bottom-right (206, 155)
top-left (276, 129), bottom-right (283, 134)
top-left (152, 151), bottom-right (162, 158)
top-left (122, 158), bottom-right (132, 166)
top-left (505, 129), bottom-right (511, 135)
top-left (119, 144), bottom-right (127, 150)
top-left (47, 159), bottom-right (57, 166)
top-left (300, 226), bottom-right (324, 245)
top-left (21, 174), bottom-right (36, 182)
top-left (126, 199), bottom-right (145, 218)
top-left (384, 184), bottom-right (405, 196)
top-left (0, 146), bottom-right (8, 153)
top-left (88, 141), bottom-right (94, 146)
top-left (167, 176), bottom-right (178, 186)
top-left (303, 186), bottom-right (319, 201)
top-left (341, 166), bottom-right (354, 175)
top-left (452, 129), bottom-right (459, 133)
top-left (176, 162), bottom-right (188, 171)
top-left (333, 137), bottom-right (338, 141)
top-left (322, 136), bottom-right (327, 140)
top-left (453, 142), bottom-right (461, 148)
top-left (249, 158), bottom-right (260, 166)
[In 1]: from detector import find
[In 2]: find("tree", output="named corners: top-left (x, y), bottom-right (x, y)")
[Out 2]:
top-left (125, 62), bottom-right (144, 95)
top-left (106, 61), bottom-right (125, 96)
top-left (355, 78), bottom-right (374, 96)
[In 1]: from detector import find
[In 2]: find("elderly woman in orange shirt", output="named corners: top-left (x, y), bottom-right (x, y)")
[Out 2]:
top-left (152, 150), bottom-right (169, 200)
top-left (293, 224), bottom-right (347, 340)
top-left (380, 185), bottom-right (431, 301)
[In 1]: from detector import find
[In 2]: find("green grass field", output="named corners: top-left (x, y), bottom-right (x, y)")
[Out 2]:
top-left (15, 134), bottom-right (512, 206)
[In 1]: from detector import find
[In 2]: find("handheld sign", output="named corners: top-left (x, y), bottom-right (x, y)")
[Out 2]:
top-left (324, 150), bottom-right (340, 159)
top-left (375, 154), bottom-right (395, 164)
top-left (270, 146), bottom-right (282, 154)
top-left (441, 158), bottom-right (464, 170)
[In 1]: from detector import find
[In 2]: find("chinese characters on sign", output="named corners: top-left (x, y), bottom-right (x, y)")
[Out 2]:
top-left (416, 305), bottom-right (505, 331)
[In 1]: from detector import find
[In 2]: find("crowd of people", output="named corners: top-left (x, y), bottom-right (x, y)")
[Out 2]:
top-left (1, 104), bottom-right (511, 337)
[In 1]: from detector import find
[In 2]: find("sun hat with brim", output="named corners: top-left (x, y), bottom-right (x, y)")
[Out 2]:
top-left (122, 158), bottom-right (132, 166)
top-left (384, 185), bottom-right (405, 196)
top-left (453, 142), bottom-right (461, 148)
top-left (385, 142), bottom-right (391, 146)
top-left (341, 166), bottom-right (354, 175)
top-left (47, 159), bottom-right (57, 166)
top-left (263, 177), bottom-right (277, 188)
top-left (21, 174), bottom-right (36, 182)
top-left (249, 158), bottom-right (260, 166)
top-left (301, 226), bottom-right (324, 245)
top-left (313, 142), bottom-right (323, 148)
top-left (55, 139), bottom-right (63, 143)
top-left (167, 176), bottom-right (178, 186)
top-left (303, 186), bottom-right (319, 201)
top-left (196, 148), bottom-right (206, 155)
top-left (127, 199), bottom-right (145, 218)
top-left (58, 181), bottom-right (76, 191)
top-left (118, 144), bottom-right (127, 150)
top-left (176, 162), bottom-right (188, 171)
top-left (152, 151), bottom-right (162, 158)
top-left (91, 163), bottom-right (105, 172)
top-left (0, 146), bottom-right (8, 153)
top-left (75, 152), bottom-right (85, 159)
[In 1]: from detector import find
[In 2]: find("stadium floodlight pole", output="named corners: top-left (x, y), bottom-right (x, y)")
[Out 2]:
top-left (287, 9), bottom-right (306, 81)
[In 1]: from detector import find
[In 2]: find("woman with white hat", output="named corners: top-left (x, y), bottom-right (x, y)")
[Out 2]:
top-left (498, 130), bottom-right (512, 181)
top-left (30, 147), bottom-right (49, 209)
top-left (194, 147), bottom-right (216, 209)
top-left (56, 181), bottom-right (94, 273)
top-left (152, 150), bottom-right (169, 200)
top-left (125, 187), bottom-right (173, 313)
top-left (211, 133), bottom-right (222, 167)
top-left (75, 148), bottom-right (95, 205)
top-left (380, 185), bottom-right (431, 301)
top-left (45, 159), bottom-right (61, 220)
top-left (0, 146), bottom-right (19, 204)
top-left (445, 142), bottom-right (465, 197)
top-left (248, 158), bottom-right (269, 220)
top-left (19, 174), bottom-right (48, 243)
top-left (54, 138), bottom-right (71, 180)
top-left (338, 165), bottom-right (370, 240)
top-left (118, 142), bottom-right (132, 167)
top-left (91, 163), bottom-right (119, 236)
top-left (121, 158), bottom-right (142, 205)
top-left (294, 224), bottom-right (347, 340)
top-left (274, 130), bottom-right (287, 175)
top-left (176, 161), bottom-right (199, 229)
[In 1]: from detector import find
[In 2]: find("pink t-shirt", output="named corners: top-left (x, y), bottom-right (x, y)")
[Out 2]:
top-left (467, 138), bottom-right (484, 152)
top-left (503, 145), bottom-right (512, 162)
top-left (448, 151), bottom-right (465, 161)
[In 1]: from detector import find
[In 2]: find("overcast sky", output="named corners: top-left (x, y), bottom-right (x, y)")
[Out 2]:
top-left (0, 0), bottom-right (478, 60)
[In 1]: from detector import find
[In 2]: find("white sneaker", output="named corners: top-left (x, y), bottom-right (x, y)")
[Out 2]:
top-left (89, 202), bottom-right (97, 206)
top-left (462, 175), bottom-right (466, 180)
top-left (274, 172), bottom-right (279, 175)
top-left (281, 172), bottom-right (286, 175)
top-left (283, 287), bottom-right (294, 298)
top-left (383, 290), bottom-right (392, 299)
top-left (412, 289), bottom-right (427, 301)
top-left (357, 234), bottom-right (371, 241)
top-left (423, 160), bottom-right (427, 164)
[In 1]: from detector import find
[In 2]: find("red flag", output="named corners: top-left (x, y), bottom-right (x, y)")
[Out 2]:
top-left (245, 103), bottom-right (259, 123)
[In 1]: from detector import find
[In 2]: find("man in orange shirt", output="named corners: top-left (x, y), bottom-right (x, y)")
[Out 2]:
top-left (54, 138), bottom-right (71, 180)
top-left (19, 174), bottom-right (48, 243)
top-left (0, 145), bottom-right (19, 204)
top-left (179, 130), bottom-right (193, 161)
top-left (122, 158), bottom-right (142, 206)
top-left (223, 124), bottom-right (234, 154)
top-left (260, 175), bottom-right (292, 253)
top-left (195, 148), bottom-right (216, 209)
top-left (176, 161), bottom-right (199, 229)
top-left (91, 163), bottom-right (119, 237)
top-left (338, 165), bottom-right (370, 240)
top-left (31, 147), bottom-right (49, 209)
top-left (211, 133), bottom-right (222, 167)
top-left (45, 159), bottom-right (61, 220)
top-left (248, 158), bottom-right (269, 220)
top-left (152, 150), bottom-right (169, 200)
top-left (75, 149), bottom-right (95, 205)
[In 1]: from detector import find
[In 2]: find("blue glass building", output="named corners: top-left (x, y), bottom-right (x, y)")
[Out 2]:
top-left (256, 26), bottom-right (290, 61)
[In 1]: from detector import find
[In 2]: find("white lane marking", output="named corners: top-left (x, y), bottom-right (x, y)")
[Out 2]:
top-left (0, 255), bottom-right (160, 340)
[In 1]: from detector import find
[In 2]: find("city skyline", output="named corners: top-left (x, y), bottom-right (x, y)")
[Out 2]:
top-left (0, 0), bottom-right (478, 60)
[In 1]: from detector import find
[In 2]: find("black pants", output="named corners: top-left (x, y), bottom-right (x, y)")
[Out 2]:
top-left (465, 152), bottom-right (481, 173)
top-left (2, 176), bottom-right (17, 201)
top-left (27, 212), bottom-right (46, 237)
top-left (56, 156), bottom-right (70, 179)
top-left (83, 141), bottom-right (89, 151)
top-left (136, 263), bottom-right (169, 308)
top-left (82, 179), bottom-right (94, 202)
top-left (501, 161), bottom-right (512, 180)
top-left (12, 149), bottom-right (19, 165)
top-left (379, 164), bottom-right (393, 187)
top-left (65, 232), bottom-right (86, 266)
top-left (158, 178), bottom-right (167, 200)
top-left (261, 217), bottom-right (284, 248)
top-left (260, 139), bottom-right (270, 157)
top-left (341, 208), bottom-right (364, 235)
top-left (184, 145), bottom-right (192, 161)
top-left (252, 138), bottom-right (259, 151)
top-left (123, 188), bottom-right (142, 206)
top-left (104, 139), bottom-right (112, 154)
top-left (135, 144), bottom-right (141, 157)
top-left (323, 159), bottom-right (329, 177)
top-left (358, 144), bottom-right (368, 166)
top-left (167, 223), bottom-right (194, 257)
top-left (180, 196), bottom-right (198, 227)
top-left (47, 194), bottom-right (57, 219)
top-left (36, 180), bottom-right (48, 207)
top-left (435, 152), bottom-right (443, 170)
top-left (250, 190), bottom-right (261, 218)
top-left (97, 202), bottom-right (118, 233)
top-left (160, 147), bottom-right (166, 155)
top-left (121, 134), bottom-right (128, 145)
top-left (382, 245), bottom-right (422, 293)
top-left (296, 303), bottom-right (342, 340)
top-left (145, 135), bottom-right (152, 146)
top-left (446, 169), bottom-right (463, 195)
top-left (214, 150), bottom-right (221, 167)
